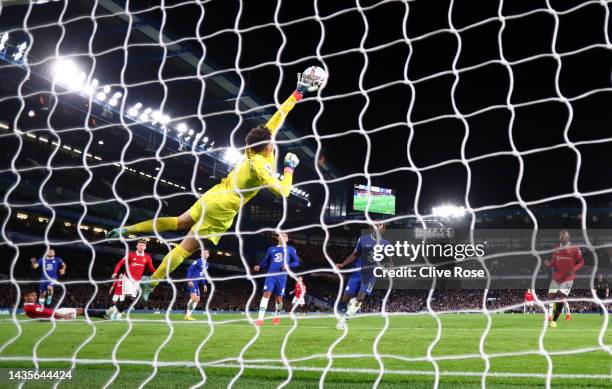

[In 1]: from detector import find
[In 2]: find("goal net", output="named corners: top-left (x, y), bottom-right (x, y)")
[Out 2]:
top-left (0, 0), bottom-right (611, 387)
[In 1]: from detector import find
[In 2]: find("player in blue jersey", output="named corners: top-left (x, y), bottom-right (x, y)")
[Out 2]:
top-left (253, 232), bottom-right (300, 326)
top-left (335, 222), bottom-right (389, 329)
top-left (30, 248), bottom-right (66, 307)
top-left (184, 249), bottom-right (210, 321)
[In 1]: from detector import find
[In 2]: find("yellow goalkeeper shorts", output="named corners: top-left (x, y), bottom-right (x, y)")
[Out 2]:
top-left (188, 193), bottom-right (238, 245)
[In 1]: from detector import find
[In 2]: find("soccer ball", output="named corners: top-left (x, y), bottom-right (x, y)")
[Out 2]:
top-left (303, 66), bottom-right (328, 90)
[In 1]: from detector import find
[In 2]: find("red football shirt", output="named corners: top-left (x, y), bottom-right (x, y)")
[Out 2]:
top-left (113, 252), bottom-right (156, 282)
top-left (24, 303), bottom-right (56, 319)
top-left (524, 291), bottom-right (534, 302)
top-left (295, 282), bottom-right (306, 298)
top-left (548, 244), bottom-right (585, 283)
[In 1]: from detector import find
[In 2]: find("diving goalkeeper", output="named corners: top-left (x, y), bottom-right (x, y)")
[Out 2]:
top-left (106, 73), bottom-right (322, 301)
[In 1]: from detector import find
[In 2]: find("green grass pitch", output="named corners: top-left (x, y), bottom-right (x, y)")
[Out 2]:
top-left (354, 195), bottom-right (396, 215)
top-left (0, 313), bottom-right (611, 388)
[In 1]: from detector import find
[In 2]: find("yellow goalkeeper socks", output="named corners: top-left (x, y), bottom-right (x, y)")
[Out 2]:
top-left (150, 245), bottom-right (193, 287)
top-left (125, 217), bottom-right (179, 234)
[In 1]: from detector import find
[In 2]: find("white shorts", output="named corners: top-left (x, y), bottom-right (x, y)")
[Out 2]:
top-left (525, 300), bottom-right (534, 307)
top-left (292, 296), bottom-right (305, 306)
top-left (122, 278), bottom-right (140, 298)
top-left (112, 294), bottom-right (126, 303)
top-left (55, 308), bottom-right (77, 320)
top-left (548, 279), bottom-right (573, 296)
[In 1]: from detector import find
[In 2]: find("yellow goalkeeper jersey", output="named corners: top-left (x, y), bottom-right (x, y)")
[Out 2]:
top-left (188, 91), bottom-right (302, 244)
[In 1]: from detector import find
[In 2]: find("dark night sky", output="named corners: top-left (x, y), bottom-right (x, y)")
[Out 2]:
top-left (1, 0), bottom-right (610, 216)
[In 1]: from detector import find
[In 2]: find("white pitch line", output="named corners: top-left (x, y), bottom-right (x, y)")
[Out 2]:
top-left (0, 356), bottom-right (609, 380)
top-left (2, 318), bottom-right (608, 333)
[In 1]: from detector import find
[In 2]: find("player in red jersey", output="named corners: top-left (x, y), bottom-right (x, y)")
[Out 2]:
top-left (523, 289), bottom-right (535, 314)
top-left (290, 276), bottom-right (307, 314)
top-left (544, 230), bottom-right (585, 327)
top-left (23, 292), bottom-right (109, 320)
top-left (109, 273), bottom-right (125, 318)
top-left (108, 240), bottom-right (156, 319)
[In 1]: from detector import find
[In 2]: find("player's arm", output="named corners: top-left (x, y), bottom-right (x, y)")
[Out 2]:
top-left (288, 249), bottom-right (300, 269)
top-left (254, 248), bottom-right (271, 272)
top-left (58, 259), bottom-right (66, 276)
top-left (337, 250), bottom-right (359, 269)
top-left (264, 92), bottom-right (303, 136)
top-left (263, 72), bottom-right (320, 135)
top-left (572, 247), bottom-right (585, 273)
top-left (337, 238), bottom-right (362, 269)
top-left (254, 154), bottom-right (299, 198)
top-left (145, 256), bottom-right (156, 273)
top-left (112, 258), bottom-right (125, 278)
top-left (31, 257), bottom-right (40, 269)
top-left (109, 282), bottom-right (114, 295)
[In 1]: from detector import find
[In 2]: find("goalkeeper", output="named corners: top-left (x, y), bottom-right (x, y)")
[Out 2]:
top-left (107, 73), bottom-right (321, 301)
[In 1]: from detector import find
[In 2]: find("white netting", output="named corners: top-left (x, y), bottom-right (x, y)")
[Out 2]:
top-left (1, 0), bottom-right (611, 388)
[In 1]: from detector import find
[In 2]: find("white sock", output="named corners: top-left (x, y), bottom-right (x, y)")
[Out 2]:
top-left (258, 296), bottom-right (269, 321)
top-left (345, 298), bottom-right (362, 320)
top-left (186, 299), bottom-right (195, 316)
top-left (46, 293), bottom-right (52, 305)
top-left (274, 302), bottom-right (283, 318)
top-left (548, 303), bottom-right (554, 316)
top-left (564, 301), bottom-right (570, 315)
top-left (38, 297), bottom-right (45, 305)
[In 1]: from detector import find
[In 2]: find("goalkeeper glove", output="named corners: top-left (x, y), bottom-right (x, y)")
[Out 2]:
top-left (284, 153), bottom-right (299, 173)
top-left (296, 72), bottom-right (320, 94)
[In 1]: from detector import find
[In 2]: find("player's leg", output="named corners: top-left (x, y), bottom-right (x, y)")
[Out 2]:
top-left (337, 273), bottom-right (360, 329)
top-left (256, 290), bottom-right (273, 326)
top-left (78, 307), bottom-right (110, 320)
top-left (345, 276), bottom-right (374, 321)
top-left (185, 288), bottom-right (200, 321)
top-left (141, 233), bottom-right (200, 301)
top-left (272, 294), bottom-right (283, 325)
top-left (45, 285), bottom-right (54, 306)
top-left (547, 281), bottom-right (559, 321)
top-left (271, 277), bottom-right (287, 325)
top-left (560, 281), bottom-right (572, 321)
top-left (107, 206), bottom-right (196, 238)
top-left (563, 300), bottom-right (571, 321)
top-left (345, 290), bottom-right (367, 322)
top-left (38, 282), bottom-right (48, 305)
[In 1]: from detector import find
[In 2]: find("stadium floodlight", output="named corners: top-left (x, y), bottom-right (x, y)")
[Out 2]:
top-left (0, 32), bottom-right (8, 51)
top-left (139, 108), bottom-right (152, 122)
top-left (103, 85), bottom-right (111, 94)
top-left (160, 114), bottom-right (170, 124)
top-left (95, 91), bottom-right (106, 101)
top-left (98, 140), bottom-right (104, 145)
top-left (108, 98), bottom-right (118, 106)
top-left (52, 58), bottom-right (78, 85)
top-left (184, 136), bottom-right (191, 142)
top-left (13, 42), bottom-right (26, 61)
top-left (188, 129), bottom-right (194, 136)
top-left (203, 136), bottom-right (209, 143)
top-left (151, 111), bottom-right (162, 122)
top-left (177, 123), bottom-right (187, 133)
top-left (223, 147), bottom-right (243, 165)
top-left (432, 204), bottom-right (466, 218)
top-left (112, 91), bottom-right (122, 99)
top-left (28, 110), bottom-right (35, 117)
top-left (84, 78), bottom-right (98, 96)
